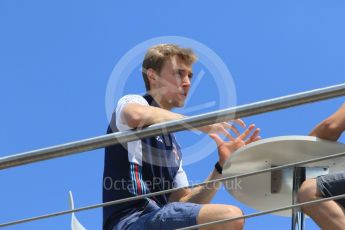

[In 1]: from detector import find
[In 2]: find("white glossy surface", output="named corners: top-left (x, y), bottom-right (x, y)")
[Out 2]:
top-left (222, 136), bottom-right (345, 216)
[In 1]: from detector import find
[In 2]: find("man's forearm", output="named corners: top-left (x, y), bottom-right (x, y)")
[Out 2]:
top-left (327, 103), bottom-right (345, 133)
top-left (180, 169), bottom-right (223, 204)
top-left (122, 103), bottom-right (185, 128)
top-left (310, 103), bottom-right (345, 141)
top-left (123, 103), bottom-right (217, 134)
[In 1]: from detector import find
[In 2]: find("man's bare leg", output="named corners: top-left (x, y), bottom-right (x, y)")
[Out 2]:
top-left (298, 179), bottom-right (345, 230)
top-left (196, 204), bottom-right (244, 230)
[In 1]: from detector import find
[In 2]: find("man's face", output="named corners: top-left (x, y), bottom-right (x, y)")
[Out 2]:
top-left (153, 56), bottom-right (193, 110)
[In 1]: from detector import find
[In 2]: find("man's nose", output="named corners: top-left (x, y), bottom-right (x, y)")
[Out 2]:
top-left (181, 75), bottom-right (191, 86)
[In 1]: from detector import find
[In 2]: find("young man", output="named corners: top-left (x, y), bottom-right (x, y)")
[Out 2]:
top-left (103, 44), bottom-right (260, 230)
top-left (298, 103), bottom-right (345, 230)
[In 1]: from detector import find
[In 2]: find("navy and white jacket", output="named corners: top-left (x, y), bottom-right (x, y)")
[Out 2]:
top-left (102, 94), bottom-right (189, 229)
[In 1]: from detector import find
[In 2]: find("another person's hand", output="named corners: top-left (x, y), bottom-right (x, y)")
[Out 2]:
top-left (209, 124), bottom-right (261, 167)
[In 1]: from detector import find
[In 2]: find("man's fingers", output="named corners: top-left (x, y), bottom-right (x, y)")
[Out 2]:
top-left (224, 132), bottom-right (235, 141)
top-left (222, 122), bottom-right (240, 136)
top-left (239, 124), bottom-right (255, 140)
top-left (246, 137), bottom-right (261, 144)
top-left (209, 133), bottom-right (223, 146)
top-left (245, 128), bottom-right (261, 145)
top-left (251, 128), bottom-right (261, 140)
top-left (232, 119), bottom-right (246, 129)
top-left (223, 129), bottom-right (235, 141)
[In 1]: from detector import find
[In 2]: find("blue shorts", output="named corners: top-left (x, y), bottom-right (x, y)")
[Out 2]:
top-left (113, 199), bottom-right (202, 230)
top-left (317, 172), bottom-right (345, 208)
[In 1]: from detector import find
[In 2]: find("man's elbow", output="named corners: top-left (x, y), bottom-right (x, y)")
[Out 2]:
top-left (122, 105), bottom-right (147, 128)
top-left (123, 112), bottom-right (144, 128)
top-left (320, 118), bottom-right (342, 138)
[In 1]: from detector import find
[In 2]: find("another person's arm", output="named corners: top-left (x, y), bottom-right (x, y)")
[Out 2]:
top-left (309, 103), bottom-right (345, 141)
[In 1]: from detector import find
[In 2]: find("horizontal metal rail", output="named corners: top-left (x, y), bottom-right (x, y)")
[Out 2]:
top-left (1, 150), bottom-right (345, 228)
top-left (1, 83), bottom-right (345, 170)
top-left (177, 193), bottom-right (345, 230)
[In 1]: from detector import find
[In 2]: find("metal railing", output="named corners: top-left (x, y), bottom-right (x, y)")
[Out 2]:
top-left (1, 83), bottom-right (345, 170)
top-left (1, 149), bottom-right (345, 228)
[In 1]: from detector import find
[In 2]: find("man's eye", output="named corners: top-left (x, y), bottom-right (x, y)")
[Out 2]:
top-left (175, 69), bottom-right (192, 79)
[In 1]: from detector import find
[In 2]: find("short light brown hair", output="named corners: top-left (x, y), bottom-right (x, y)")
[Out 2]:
top-left (142, 44), bottom-right (197, 90)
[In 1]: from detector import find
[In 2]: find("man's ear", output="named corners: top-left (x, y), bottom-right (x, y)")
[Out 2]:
top-left (147, 68), bottom-right (157, 86)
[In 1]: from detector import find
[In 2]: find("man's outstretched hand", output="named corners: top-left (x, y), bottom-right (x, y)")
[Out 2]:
top-left (209, 123), bottom-right (261, 167)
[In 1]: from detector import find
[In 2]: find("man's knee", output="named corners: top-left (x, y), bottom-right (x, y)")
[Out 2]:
top-left (298, 179), bottom-right (318, 202)
top-left (223, 205), bottom-right (243, 218)
top-left (197, 204), bottom-right (244, 230)
top-left (297, 179), bottom-right (320, 212)
top-left (223, 206), bottom-right (244, 228)
top-left (206, 205), bottom-right (244, 230)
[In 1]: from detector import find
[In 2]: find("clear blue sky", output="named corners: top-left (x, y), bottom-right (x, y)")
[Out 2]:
top-left (1, 0), bottom-right (345, 229)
